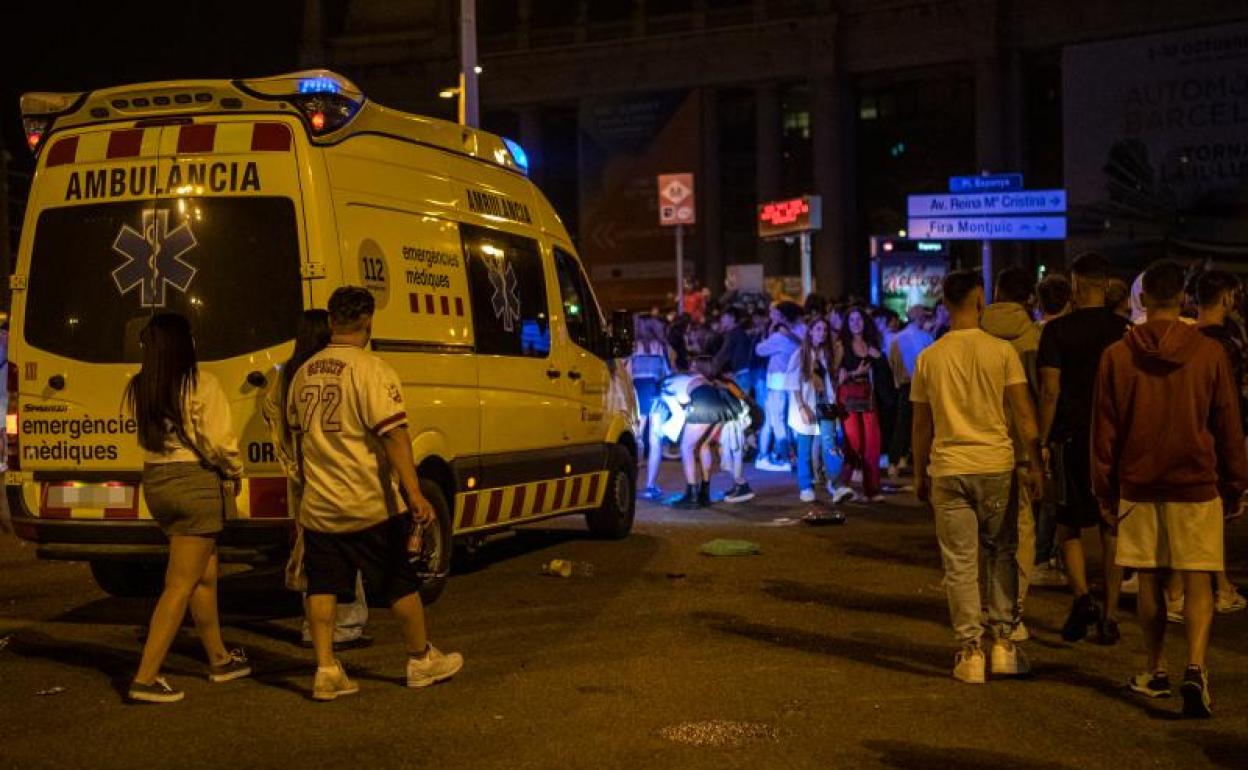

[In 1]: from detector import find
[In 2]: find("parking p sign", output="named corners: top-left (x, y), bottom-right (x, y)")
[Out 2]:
top-left (658, 173), bottom-right (695, 226)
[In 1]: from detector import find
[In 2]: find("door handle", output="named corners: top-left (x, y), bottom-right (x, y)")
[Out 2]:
top-left (546, 368), bottom-right (562, 379)
top-left (567, 370), bottom-right (582, 381)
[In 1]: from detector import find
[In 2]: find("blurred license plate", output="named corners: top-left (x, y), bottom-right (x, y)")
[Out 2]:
top-left (45, 483), bottom-right (136, 510)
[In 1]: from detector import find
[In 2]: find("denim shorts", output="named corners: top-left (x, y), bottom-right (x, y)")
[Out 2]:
top-left (143, 462), bottom-right (230, 537)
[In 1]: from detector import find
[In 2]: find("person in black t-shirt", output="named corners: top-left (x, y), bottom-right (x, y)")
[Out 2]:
top-left (1037, 253), bottom-right (1131, 645)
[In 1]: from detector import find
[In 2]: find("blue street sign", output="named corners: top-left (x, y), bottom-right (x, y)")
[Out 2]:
top-left (949, 173), bottom-right (1023, 193)
top-left (907, 190), bottom-right (1066, 218)
top-left (906, 216), bottom-right (1067, 241)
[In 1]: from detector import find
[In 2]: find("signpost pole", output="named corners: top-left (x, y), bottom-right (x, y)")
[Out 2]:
top-left (981, 240), bottom-right (993, 303)
top-left (675, 223), bottom-right (685, 313)
top-left (799, 232), bottom-right (812, 300)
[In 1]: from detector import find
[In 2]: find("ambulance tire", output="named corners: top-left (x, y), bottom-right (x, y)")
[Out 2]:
top-left (90, 560), bottom-right (165, 598)
top-left (586, 447), bottom-right (636, 540)
top-left (416, 479), bottom-right (453, 605)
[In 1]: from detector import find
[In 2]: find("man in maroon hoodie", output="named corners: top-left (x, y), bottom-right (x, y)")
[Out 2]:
top-left (1092, 260), bottom-right (1248, 719)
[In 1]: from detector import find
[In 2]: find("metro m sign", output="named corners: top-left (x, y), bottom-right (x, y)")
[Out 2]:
top-left (758, 195), bottom-right (822, 238)
top-left (658, 173), bottom-right (695, 226)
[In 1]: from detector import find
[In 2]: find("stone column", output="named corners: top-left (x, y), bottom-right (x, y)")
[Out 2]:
top-left (701, 87), bottom-right (724, 298)
top-left (518, 105), bottom-right (542, 187)
top-left (299, 0), bottom-right (325, 67)
top-left (811, 73), bottom-right (848, 300)
top-left (517, 0), bottom-right (532, 48)
top-left (755, 82), bottom-right (783, 275)
top-left (975, 55), bottom-right (1005, 175)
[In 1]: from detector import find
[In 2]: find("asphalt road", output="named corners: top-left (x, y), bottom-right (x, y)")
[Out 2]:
top-left (1, 464), bottom-right (1246, 770)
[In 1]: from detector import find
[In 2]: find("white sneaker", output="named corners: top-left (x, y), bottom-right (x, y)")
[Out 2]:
top-left (799, 489), bottom-right (816, 503)
top-left (1216, 589), bottom-right (1247, 614)
top-left (1029, 563), bottom-right (1067, 588)
top-left (406, 645), bottom-right (464, 688)
top-left (1120, 573), bottom-right (1139, 596)
top-left (1167, 596), bottom-right (1185, 624)
top-left (827, 484), bottom-right (855, 504)
top-left (990, 639), bottom-right (1030, 677)
top-left (953, 645), bottom-right (986, 684)
top-left (313, 660), bottom-right (359, 701)
top-left (755, 458), bottom-right (791, 473)
top-left (1008, 622), bottom-right (1030, 642)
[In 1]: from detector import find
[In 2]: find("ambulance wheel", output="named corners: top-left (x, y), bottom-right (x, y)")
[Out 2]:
top-left (90, 561), bottom-right (164, 598)
top-left (416, 479), bottom-right (453, 605)
top-left (586, 447), bottom-right (636, 540)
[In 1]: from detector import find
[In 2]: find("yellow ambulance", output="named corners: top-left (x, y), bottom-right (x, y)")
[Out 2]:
top-left (9, 70), bottom-right (639, 600)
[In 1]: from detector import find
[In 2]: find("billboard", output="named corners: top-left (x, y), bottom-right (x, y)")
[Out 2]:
top-left (1063, 22), bottom-right (1248, 264)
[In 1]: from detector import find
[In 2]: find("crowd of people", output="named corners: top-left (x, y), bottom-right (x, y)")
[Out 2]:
top-left (633, 256), bottom-right (1248, 718)
top-left (631, 285), bottom-right (951, 515)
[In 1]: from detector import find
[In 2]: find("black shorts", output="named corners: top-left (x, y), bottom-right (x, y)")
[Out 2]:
top-left (1052, 437), bottom-right (1101, 529)
top-left (303, 516), bottom-right (423, 606)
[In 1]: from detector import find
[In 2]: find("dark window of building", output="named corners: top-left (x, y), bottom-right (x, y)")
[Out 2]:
top-left (588, 0), bottom-right (632, 23)
top-left (650, 0), bottom-right (694, 14)
top-left (530, 0), bottom-right (567, 28)
top-left (717, 89), bottom-right (757, 268)
top-left (461, 224), bottom-right (551, 358)
top-left (480, 0), bottom-right (518, 35)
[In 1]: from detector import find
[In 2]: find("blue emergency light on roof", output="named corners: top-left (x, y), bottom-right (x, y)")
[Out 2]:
top-left (503, 137), bottom-right (529, 175)
top-left (298, 77), bottom-right (341, 95)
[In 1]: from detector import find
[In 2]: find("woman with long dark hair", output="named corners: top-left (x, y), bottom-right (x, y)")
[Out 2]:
top-left (125, 313), bottom-right (248, 703)
top-left (263, 310), bottom-right (371, 648)
top-left (632, 314), bottom-right (675, 500)
top-left (836, 306), bottom-right (894, 502)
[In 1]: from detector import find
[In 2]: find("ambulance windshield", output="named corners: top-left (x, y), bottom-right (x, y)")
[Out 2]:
top-left (25, 197), bottom-right (303, 363)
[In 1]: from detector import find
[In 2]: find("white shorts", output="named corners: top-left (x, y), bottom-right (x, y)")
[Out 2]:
top-left (1115, 499), bottom-right (1224, 571)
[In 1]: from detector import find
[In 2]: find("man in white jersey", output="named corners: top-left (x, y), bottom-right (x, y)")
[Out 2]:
top-left (290, 287), bottom-right (463, 700)
top-left (911, 270), bottom-right (1044, 685)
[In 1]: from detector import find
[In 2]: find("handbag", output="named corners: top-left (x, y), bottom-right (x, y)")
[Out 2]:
top-left (838, 379), bottom-right (873, 413)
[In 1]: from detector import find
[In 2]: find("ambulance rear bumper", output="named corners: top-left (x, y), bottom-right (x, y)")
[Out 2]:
top-left (7, 486), bottom-right (292, 564)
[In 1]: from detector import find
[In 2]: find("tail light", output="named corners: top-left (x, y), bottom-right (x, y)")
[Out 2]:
top-left (19, 91), bottom-right (85, 155)
top-left (6, 360), bottom-right (18, 471)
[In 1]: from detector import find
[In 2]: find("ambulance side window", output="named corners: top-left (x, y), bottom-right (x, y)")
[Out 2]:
top-left (553, 248), bottom-right (606, 359)
top-left (461, 224), bottom-right (551, 358)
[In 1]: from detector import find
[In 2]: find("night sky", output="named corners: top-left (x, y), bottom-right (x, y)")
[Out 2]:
top-left (3, 1), bottom-right (304, 166)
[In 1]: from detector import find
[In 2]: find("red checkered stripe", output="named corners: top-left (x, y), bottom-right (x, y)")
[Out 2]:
top-left (44, 122), bottom-right (292, 167)
top-left (454, 471), bottom-right (609, 532)
top-left (409, 293), bottom-right (466, 318)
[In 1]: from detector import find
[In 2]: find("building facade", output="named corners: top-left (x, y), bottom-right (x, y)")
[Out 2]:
top-left (305, 0), bottom-right (1248, 307)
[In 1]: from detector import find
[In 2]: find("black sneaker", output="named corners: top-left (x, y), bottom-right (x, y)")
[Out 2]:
top-left (1128, 671), bottom-right (1171, 699)
top-left (1061, 594), bottom-right (1101, 642)
top-left (128, 677), bottom-right (184, 704)
top-left (667, 485), bottom-right (702, 510)
top-left (723, 483), bottom-right (755, 503)
top-left (1181, 665), bottom-right (1213, 718)
top-left (208, 649), bottom-right (252, 683)
top-left (1096, 618), bottom-right (1121, 646)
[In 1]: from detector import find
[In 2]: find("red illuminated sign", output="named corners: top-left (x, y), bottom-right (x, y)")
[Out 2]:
top-left (757, 194), bottom-right (822, 238)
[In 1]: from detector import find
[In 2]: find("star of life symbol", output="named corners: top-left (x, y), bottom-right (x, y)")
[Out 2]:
top-left (487, 257), bottom-right (521, 332)
top-left (111, 209), bottom-right (199, 308)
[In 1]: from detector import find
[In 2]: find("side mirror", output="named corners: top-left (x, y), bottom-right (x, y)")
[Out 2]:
top-left (608, 309), bottom-right (634, 359)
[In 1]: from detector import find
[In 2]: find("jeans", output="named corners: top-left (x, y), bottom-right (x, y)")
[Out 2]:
top-left (931, 472), bottom-right (1019, 644)
top-left (796, 419), bottom-right (844, 492)
top-left (1034, 497), bottom-right (1059, 566)
top-left (889, 384), bottom-right (913, 464)
top-left (762, 388), bottom-right (789, 459)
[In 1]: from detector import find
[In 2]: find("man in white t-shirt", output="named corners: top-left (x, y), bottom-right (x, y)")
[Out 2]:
top-left (911, 270), bottom-right (1044, 685)
top-left (290, 287), bottom-right (462, 700)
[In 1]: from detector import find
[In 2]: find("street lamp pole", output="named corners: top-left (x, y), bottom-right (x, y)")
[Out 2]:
top-left (461, 0), bottom-right (479, 127)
